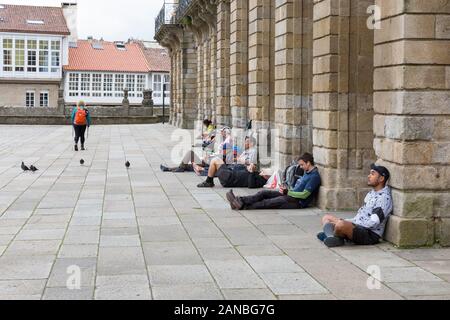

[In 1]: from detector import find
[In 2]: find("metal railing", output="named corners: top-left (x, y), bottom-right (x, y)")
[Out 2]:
top-left (175, 0), bottom-right (192, 22)
top-left (155, 1), bottom-right (179, 35)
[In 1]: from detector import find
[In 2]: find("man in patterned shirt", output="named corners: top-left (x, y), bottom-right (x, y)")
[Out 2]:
top-left (317, 164), bottom-right (393, 248)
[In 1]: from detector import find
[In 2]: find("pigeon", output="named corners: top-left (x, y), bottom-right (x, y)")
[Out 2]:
top-left (80, 159), bottom-right (85, 165)
top-left (125, 161), bottom-right (131, 169)
top-left (30, 165), bottom-right (39, 172)
top-left (21, 162), bottom-right (30, 171)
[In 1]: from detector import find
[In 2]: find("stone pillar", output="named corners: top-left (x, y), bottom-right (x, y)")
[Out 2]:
top-left (142, 90), bottom-right (154, 116)
top-left (57, 88), bottom-right (65, 115)
top-left (122, 89), bottom-right (130, 116)
top-left (204, 37), bottom-right (211, 121)
top-left (168, 51), bottom-right (175, 124)
top-left (312, 0), bottom-right (376, 210)
top-left (216, 0), bottom-right (231, 126)
top-left (197, 38), bottom-right (205, 123)
top-left (374, 0), bottom-right (450, 247)
top-left (274, 0), bottom-right (314, 168)
top-left (174, 47), bottom-right (182, 126)
top-left (230, 0), bottom-right (249, 129)
top-left (248, 0), bottom-right (276, 165)
top-left (180, 30), bottom-right (198, 129)
top-left (210, 29), bottom-right (217, 125)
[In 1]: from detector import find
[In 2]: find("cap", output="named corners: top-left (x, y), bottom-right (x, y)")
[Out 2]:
top-left (221, 126), bottom-right (232, 134)
top-left (371, 164), bottom-right (391, 182)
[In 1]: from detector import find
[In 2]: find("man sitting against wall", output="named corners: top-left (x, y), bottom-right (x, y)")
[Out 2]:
top-left (317, 164), bottom-right (393, 248)
top-left (226, 153), bottom-right (321, 210)
top-left (197, 136), bottom-right (268, 189)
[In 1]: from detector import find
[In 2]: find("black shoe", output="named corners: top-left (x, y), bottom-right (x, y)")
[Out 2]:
top-left (324, 236), bottom-right (345, 248)
top-left (226, 190), bottom-right (244, 210)
top-left (74, 145), bottom-right (78, 152)
top-left (317, 232), bottom-right (327, 242)
top-left (81, 145), bottom-right (85, 151)
top-left (160, 165), bottom-right (170, 172)
top-left (197, 180), bottom-right (215, 188)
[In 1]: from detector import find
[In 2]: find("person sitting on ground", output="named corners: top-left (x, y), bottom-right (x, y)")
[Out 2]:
top-left (202, 119), bottom-right (216, 140)
top-left (226, 153), bottom-right (321, 210)
top-left (160, 126), bottom-right (232, 173)
top-left (317, 164), bottom-right (393, 248)
top-left (197, 136), bottom-right (265, 188)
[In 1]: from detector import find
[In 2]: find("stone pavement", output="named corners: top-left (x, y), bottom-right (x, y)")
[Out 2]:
top-left (0, 124), bottom-right (449, 300)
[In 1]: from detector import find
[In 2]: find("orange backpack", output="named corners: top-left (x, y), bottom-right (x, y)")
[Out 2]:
top-left (74, 108), bottom-right (87, 125)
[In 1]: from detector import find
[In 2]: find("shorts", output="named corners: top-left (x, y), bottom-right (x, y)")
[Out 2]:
top-left (352, 225), bottom-right (381, 246)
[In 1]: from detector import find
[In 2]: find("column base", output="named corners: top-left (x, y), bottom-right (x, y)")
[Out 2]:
top-left (385, 215), bottom-right (435, 248)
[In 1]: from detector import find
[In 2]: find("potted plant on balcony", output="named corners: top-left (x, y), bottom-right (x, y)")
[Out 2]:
top-left (180, 15), bottom-right (192, 26)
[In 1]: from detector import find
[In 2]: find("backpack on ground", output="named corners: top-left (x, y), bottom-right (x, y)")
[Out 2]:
top-left (74, 108), bottom-right (87, 125)
top-left (283, 161), bottom-right (304, 189)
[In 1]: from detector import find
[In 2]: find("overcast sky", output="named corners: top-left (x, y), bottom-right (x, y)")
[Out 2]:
top-left (4, 0), bottom-right (165, 41)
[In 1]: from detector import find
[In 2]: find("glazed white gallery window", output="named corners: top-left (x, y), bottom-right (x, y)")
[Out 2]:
top-left (153, 74), bottom-right (162, 98)
top-left (126, 74), bottom-right (136, 97)
top-left (152, 74), bottom-right (170, 99)
top-left (136, 75), bottom-right (146, 98)
top-left (25, 91), bottom-right (35, 107)
top-left (1, 36), bottom-right (61, 74)
top-left (80, 73), bottom-right (91, 97)
top-left (68, 73), bottom-right (79, 97)
top-left (92, 74), bottom-right (102, 97)
top-left (163, 74), bottom-right (170, 98)
top-left (103, 74), bottom-right (113, 97)
top-left (115, 74), bottom-right (125, 97)
top-left (67, 72), bottom-right (148, 98)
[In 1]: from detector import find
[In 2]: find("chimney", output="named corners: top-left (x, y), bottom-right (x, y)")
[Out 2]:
top-left (62, 2), bottom-right (78, 42)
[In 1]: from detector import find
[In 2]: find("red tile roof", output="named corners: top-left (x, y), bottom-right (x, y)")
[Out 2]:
top-left (141, 47), bottom-right (171, 73)
top-left (64, 40), bottom-right (151, 73)
top-left (0, 4), bottom-right (70, 35)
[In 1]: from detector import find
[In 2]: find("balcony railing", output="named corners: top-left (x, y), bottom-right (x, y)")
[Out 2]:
top-left (175, 0), bottom-right (192, 22)
top-left (155, 1), bottom-right (178, 35)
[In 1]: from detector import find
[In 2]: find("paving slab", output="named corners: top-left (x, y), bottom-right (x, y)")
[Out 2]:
top-left (0, 124), bottom-right (449, 300)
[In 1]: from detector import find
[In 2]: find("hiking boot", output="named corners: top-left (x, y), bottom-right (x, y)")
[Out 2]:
top-left (197, 180), bottom-right (215, 188)
top-left (324, 236), bottom-right (345, 248)
top-left (81, 145), bottom-right (85, 151)
top-left (226, 190), bottom-right (244, 211)
top-left (74, 145), bottom-right (78, 152)
top-left (317, 232), bottom-right (327, 242)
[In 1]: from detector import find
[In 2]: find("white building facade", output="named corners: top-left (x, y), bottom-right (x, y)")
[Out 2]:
top-left (63, 40), bottom-right (171, 106)
top-left (0, 4), bottom-right (73, 108)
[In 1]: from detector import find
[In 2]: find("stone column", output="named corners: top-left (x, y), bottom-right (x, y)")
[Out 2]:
top-left (374, 0), bottom-right (450, 247)
top-left (189, 16), bottom-right (206, 130)
top-left (204, 37), bottom-right (211, 121)
top-left (274, 0), bottom-right (314, 167)
top-left (210, 29), bottom-right (218, 125)
top-left (216, 0), bottom-right (231, 126)
top-left (230, 0), bottom-right (249, 129)
top-left (180, 30), bottom-right (198, 129)
top-left (312, 0), bottom-right (377, 210)
top-left (248, 0), bottom-right (276, 165)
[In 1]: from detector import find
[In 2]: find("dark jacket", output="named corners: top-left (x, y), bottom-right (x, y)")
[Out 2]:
top-left (217, 165), bottom-right (268, 189)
